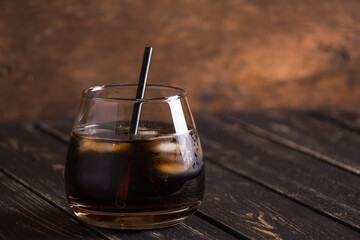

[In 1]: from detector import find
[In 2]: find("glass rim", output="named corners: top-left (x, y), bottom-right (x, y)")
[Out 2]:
top-left (82, 84), bottom-right (187, 102)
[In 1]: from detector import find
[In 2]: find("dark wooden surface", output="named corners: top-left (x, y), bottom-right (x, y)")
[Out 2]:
top-left (1, 110), bottom-right (360, 239)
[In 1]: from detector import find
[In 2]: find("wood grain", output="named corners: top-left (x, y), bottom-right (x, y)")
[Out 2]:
top-left (200, 161), bottom-right (360, 239)
top-left (0, 171), bottom-right (103, 239)
top-left (0, 121), bottom-right (238, 240)
top-left (41, 118), bottom-right (360, 239)
top-left (195, 113), bottom-right (360, 230)
top-left (311, 110), bottom-right (360, 133)
top-left (225, 110), bottom-right (360, 175)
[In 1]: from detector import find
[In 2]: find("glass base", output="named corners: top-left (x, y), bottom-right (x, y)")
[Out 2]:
top-left (71, 202), bottom-right (200, 230)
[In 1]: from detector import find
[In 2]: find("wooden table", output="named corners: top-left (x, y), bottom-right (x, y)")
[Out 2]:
top-left (1, 110), bottom-right (359, 239)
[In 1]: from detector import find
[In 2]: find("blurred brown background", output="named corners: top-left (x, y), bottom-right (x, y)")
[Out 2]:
top-left (1, 0), bottom-right (360, 121)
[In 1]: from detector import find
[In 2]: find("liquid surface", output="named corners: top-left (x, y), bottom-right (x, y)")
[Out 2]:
top-left (65, 122), bottom-right (204, 213)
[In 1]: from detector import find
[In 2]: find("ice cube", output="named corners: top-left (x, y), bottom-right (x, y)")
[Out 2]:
top-left (151, 142), bottom-right (179, 153)
top-left (78, 138), bottom-right (130, 153)
top-left (155, 163), bottom-right (188, 174)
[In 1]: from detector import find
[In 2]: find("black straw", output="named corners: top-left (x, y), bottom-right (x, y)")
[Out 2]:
top-left (129, 47), bottom-right (153, 135)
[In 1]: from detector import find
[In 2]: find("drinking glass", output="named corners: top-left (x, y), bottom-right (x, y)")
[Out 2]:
top-left (65, 84), bottom-right (205, 230)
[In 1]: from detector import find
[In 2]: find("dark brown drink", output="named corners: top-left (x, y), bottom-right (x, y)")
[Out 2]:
top-left (65, 122), bottom-right (204, 229)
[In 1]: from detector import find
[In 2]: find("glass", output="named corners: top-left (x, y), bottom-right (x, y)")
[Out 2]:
top-left (64, 84), bottom-right (205, 230)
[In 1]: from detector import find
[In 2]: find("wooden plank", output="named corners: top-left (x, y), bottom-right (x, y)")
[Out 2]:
top-left (0, 171), bottom-right (103, 239)
top-left (311, 110), bottom-right (360, 133)
top-left (200, 161), bottom-right (360, 239)
top-left (225, 110), bottom-right (360, 175)
top-left (37, 119), bottom-right (73, 142)
top-left (42, 119), bottom-right (360, 239)
top-left (0, 121), bottom-right (238, 240)
top-left (194, 113), bottom-right (360, 230)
